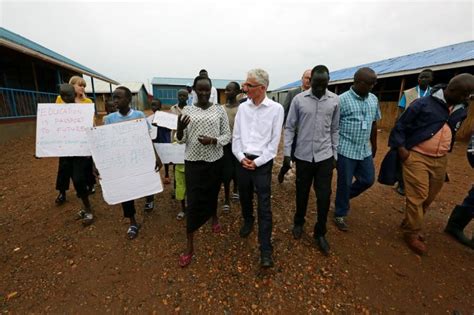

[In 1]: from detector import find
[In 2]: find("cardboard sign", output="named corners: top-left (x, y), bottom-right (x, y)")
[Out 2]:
top-left (35, 103), bottom-right (95, 157)
top-left (87, 119), bottom-right (163, 205)
top-left (154, 143), bottom-right (185, 164)
top-left (152, 111), bottom-right (178, 130)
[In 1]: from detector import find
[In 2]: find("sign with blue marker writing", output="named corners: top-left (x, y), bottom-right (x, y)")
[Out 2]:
top-left (86, 119), bottom-right (163, 205)
top-left (35, 103), bottom-right (95, 157)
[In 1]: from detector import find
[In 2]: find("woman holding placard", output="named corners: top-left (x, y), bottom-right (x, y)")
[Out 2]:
top-left (176, 75), bottom-right (231, 267)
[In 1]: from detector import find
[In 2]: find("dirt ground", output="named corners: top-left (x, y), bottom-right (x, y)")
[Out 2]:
top-left (0, 130), bottom-right (473, 314)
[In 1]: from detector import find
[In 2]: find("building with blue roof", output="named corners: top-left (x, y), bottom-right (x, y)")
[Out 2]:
top-left (274, 41), bottom-right (474, 92)
top-left (0, 27), bottom-right (120, 142)
top-left (0, 27), bottom-right (119, 120)
top-left (271, 41), bottom-right (473, 140)
top-left (152, 77), bottom-right (244, 105)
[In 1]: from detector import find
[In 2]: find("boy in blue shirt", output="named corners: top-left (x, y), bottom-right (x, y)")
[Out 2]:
top-left (102, 86), bottom-right (162, 239)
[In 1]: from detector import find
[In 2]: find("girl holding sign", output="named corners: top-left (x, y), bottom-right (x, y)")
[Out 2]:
top-left (176, 76), bottom-right (231, 267)
top-left (55, 84), bottom-right (95, 226)
top-left (55, 76), bottom-right (96, 206)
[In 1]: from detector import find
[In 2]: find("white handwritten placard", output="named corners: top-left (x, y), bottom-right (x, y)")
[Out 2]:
top-left (152, 111), bottom-right (178, 130)
top-left (35, 103), bottom-right (95, 157)
top-left (87, 119), bottom-right (163, 205)
top-left (154, 143), bottom-right (185, 164)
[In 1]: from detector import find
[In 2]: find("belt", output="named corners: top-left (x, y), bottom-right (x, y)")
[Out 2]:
top-left (244, 153), bottom-right (259, 160)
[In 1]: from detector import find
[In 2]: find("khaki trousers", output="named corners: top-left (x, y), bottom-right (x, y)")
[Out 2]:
top-left (401, 151), bottom-right (447, 234)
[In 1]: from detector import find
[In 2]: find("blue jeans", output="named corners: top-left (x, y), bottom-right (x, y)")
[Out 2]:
top-left (335, 154), bottom-right (375, 217)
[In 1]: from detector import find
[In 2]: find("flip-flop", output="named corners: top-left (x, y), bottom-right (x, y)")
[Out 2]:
top-left (127, 224), bottom-right (141, 240)
top-left (212, 222), bottom-right (222, 233)
top-left (179, 253), bottom-right (193, 267)
top-left (176, 211), bottom-right (186, 220)
top-left (82, 212), bottom-right (94, 226)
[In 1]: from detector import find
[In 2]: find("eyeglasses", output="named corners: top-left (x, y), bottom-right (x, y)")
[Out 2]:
top-left (243, 82), bottom-right (263, 89)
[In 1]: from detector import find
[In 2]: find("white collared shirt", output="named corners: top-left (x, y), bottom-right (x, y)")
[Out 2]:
top-left (232, 96), bottom-right (284, 167)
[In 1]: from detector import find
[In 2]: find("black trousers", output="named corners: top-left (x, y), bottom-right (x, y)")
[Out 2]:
top-left (238, 159), bottom-right (273, 253)
top-left (121, 200), bottom-right (136, 218)
top-left (55, 157), bottom-right (89, 198)
top-left (185, 159), bottom-right (223, 233)
top-left (294, 157), bottom-right (334, 237)
top-left (222, 143), bottom-right (238, 186)
top-left (121, 195), bottom-right (154, 219)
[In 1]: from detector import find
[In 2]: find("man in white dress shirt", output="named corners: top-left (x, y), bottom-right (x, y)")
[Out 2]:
top-left (232, 68), bottom-right (284, 268)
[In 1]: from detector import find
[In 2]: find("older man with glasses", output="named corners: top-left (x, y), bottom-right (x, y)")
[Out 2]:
top-left (232, 68), bottom-right (284, 268)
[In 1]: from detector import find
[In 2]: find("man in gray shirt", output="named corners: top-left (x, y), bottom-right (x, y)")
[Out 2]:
top-left (283, 65), bottom-right (340, 255)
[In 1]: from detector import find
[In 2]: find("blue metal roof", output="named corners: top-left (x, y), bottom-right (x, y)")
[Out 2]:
top-left (0, 27), bottom-right (118, 84)
top-left (152, 77), bottom-right (244, 89)
top-left (276, 41), bottom-right (474, 91)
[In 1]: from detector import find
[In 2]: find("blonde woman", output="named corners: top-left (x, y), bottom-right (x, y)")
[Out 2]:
top-left (55, 76), bottom-right (92, 104)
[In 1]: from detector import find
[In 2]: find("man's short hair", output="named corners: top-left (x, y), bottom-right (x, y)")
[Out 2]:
top-left (247, 69), bottom-right (269, 88)
top-left (116, 86), bottom-right (132, 100)
top-left (311, 65), bottom-right (330, 78)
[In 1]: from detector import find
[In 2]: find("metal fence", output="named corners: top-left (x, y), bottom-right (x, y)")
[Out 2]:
top-left (0, 87), bottom-right (57, 119)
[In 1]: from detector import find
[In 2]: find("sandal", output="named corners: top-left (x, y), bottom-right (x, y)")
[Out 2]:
top-left (144, 201), bottom-right (154, 213)
top-left (55, 192), bottom-right (66, 205)
top-left (127, 224), bottom-right (140, 240)
top-left (222, 204), bottom-right (230, 213)
top-left (76, 209), bottom-right (86, 220)
top-left (212, 222), bottom-right (222, 233)
top-left (231, 193), bottom-right (240, 201)
top-left (176, 211), bottom-right (186, 220)
top-left (82, 212), bottom-right (94, 226)
top-left (179, 253), bottom-right (193, 267)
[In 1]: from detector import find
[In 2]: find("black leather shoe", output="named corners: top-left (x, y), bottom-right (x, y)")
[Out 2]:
top-left (277, 169), bottom-right (285, 184)
top-left (239, 221), bottom-right (254, 238)
top-left (55, 192), bottom-right (66, 205)
top-left (260, 252), bottom-right (274, 268)
top-left (315, 236), bottom-right (330, 256)
top-left (292, 225), bottom-right (303, 240)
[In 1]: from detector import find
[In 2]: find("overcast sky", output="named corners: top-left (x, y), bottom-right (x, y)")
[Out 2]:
top-left (2, 0), bottom-right (473, 90)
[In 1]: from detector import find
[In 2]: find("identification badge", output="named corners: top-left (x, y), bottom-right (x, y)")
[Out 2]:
top-left (361, 121), bottom-right (368, 130)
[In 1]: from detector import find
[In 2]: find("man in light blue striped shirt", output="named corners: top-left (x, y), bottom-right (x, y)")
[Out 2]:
top-left (334, 67), bottom-right (381, 231)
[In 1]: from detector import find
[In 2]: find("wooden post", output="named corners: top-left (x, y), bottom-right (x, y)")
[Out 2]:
top-left (91, 76), bottom-right (97, 113)
top-left (398, 77), bottom-right (405, 101)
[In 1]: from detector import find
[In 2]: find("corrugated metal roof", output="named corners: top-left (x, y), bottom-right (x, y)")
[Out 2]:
top-left (85, 81), bottom-right (118, 94)
top-left (85, 81), bottom-right (148, 94)
top-left (275, 41), bottom-right (474, 91)
top-left (0, 27), bottom-right (119, 84)
top-left (152, 77), bottom-right (244, 89)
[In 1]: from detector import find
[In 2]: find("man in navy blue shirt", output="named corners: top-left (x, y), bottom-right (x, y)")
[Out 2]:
top-left (389, 73), bottom-right (474, 255)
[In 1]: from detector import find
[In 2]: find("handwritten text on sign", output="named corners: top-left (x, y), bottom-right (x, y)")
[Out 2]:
top-left (154, 143), bottom-right (185, 164)
top-left (87, 119), bottom-right (163, 205)
top-left (35, 103), bottom-right (95, 157)
top-left (152, 111), bottom-right (178, 130)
